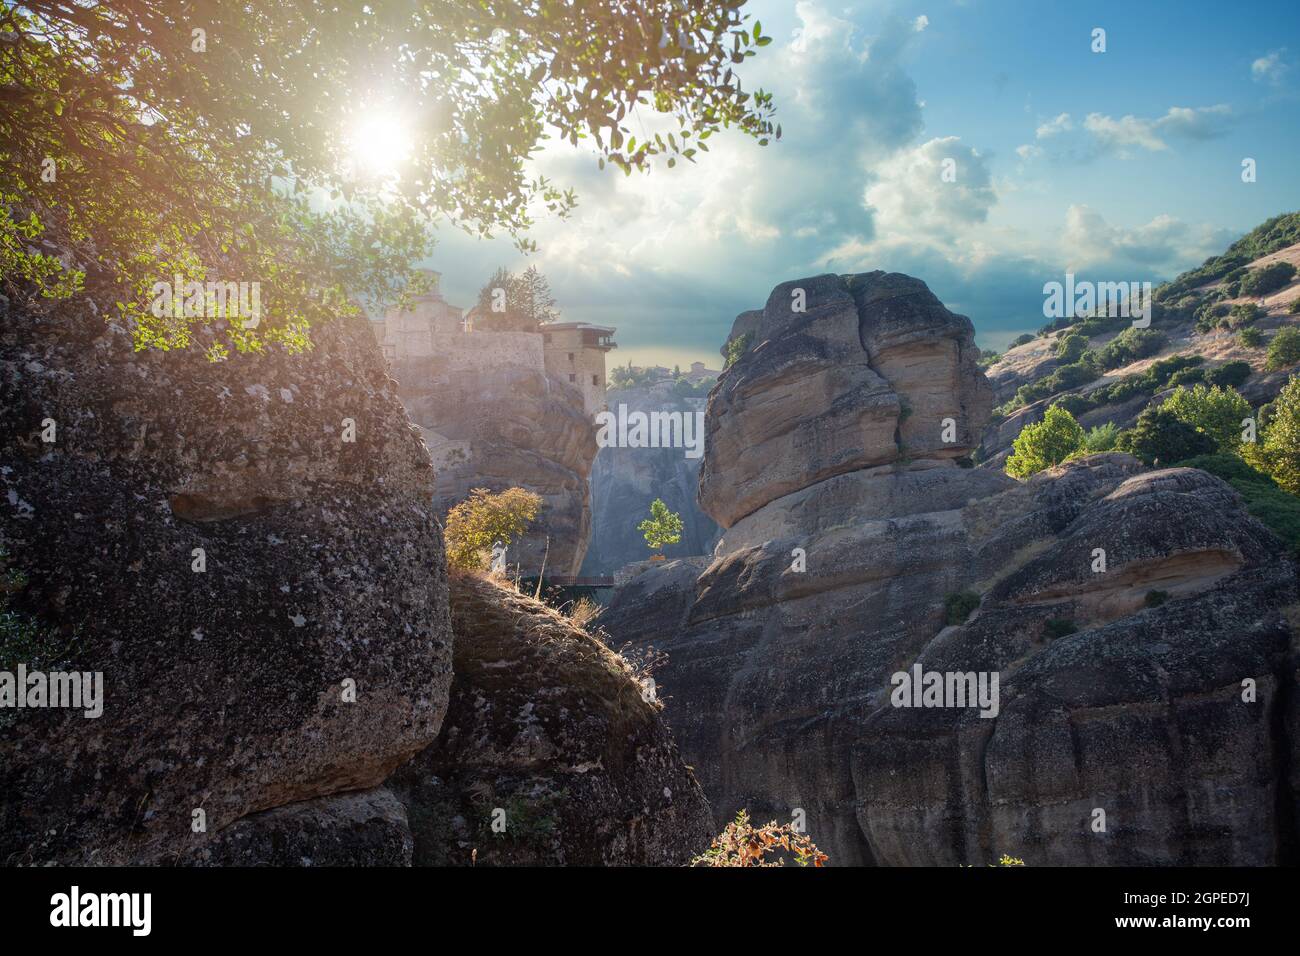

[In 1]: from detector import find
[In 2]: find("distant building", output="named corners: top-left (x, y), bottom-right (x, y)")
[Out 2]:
top-left (683, 361), bottom-right (720, 384)
top-left (371, 271), bottom-right (464, 363)
top-left (541, 322), bottom-right (618, 414)
top-left (370, 272), bottom-right (617, 417)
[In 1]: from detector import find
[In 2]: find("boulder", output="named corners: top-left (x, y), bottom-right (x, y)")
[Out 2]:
top-left (185, 788), bottom-right (414, 867)
top-left (389, 574), bottom-right (714, 866)
top-left (699, 273), bottom-right (990, 530)
top-left (0, 291), bottom-right (452, 864)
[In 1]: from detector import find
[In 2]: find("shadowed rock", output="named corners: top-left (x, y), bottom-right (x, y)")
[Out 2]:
top-left (185, 788), bottom-right (415, 867)
top-left (0, 292), bottom-right (452, 865)
top-left (389, 575), bottom-right (714, 866)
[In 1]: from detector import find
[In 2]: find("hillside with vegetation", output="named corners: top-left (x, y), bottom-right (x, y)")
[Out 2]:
top-left (978, 212), bottom-right (1300, 551)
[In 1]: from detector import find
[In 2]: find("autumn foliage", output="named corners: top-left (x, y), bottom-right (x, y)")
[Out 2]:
top-left (690, 811), bottom-right (828, 867)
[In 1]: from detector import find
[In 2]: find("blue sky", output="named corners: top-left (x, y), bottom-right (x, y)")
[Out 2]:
top-left (426, 0), bottom-right (1300, 367)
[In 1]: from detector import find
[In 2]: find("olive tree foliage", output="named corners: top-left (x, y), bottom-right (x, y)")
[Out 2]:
top-left (1, 1), bottom-right (778, 357)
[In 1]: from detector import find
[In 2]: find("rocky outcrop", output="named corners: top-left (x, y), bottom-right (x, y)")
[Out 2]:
top-left (0, 290), bottom-right (453, 865)
top-left (600, 271), bottom-right (1300, 866)
top-left (582, 384), bottom-right (719, 575)
top-left (389, 575), bottom-right (713, 865)
top-left (700, 273), bottom-right (992, 530)
top-left (395, 358), bottom-right (596, 577)
top-left (186, 788), bottom-right (415, 866)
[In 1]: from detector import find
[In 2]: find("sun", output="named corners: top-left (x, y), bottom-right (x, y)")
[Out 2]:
top-left (345, 111), bottom-right (412, 180)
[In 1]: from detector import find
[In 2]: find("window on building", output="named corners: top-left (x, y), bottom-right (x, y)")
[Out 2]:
top-left (592, 375), bottom-right (599, 386)
top-left (568, 373), bottom-right (576, 383)
top-left (543, 333), bottom-right (552, 343)
top-left (567, 352), bottom-right (574, 361)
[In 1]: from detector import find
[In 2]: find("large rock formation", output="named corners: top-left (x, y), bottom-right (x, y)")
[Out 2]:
top-left (0, 289), bottom-right (453, 864)
top-left (389, 575), bottom-right (713, 865)
top-left (582, 384), bottom-right (719, 575)
top-left (599, 271), bottom-right (1300, 866)
top-left (394, 358), bottom-right (596, 577)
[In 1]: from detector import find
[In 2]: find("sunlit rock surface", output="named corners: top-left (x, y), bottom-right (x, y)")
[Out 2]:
top-left (600, 271), bottom-right (1299, 866)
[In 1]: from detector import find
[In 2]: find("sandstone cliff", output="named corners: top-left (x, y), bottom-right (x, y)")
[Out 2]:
top-left (0, 290), bottom-right (453, 865)
top-left (393, 357), bottom-right (596, 577)
top-left (599, 271), bottom-right (1300, 866)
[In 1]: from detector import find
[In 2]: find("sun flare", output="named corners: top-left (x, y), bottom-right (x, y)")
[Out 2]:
top-left (346, 112), bottom-right (412, 179)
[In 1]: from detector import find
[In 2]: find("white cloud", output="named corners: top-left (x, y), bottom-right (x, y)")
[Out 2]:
top-left (1016, 144), bottom-right (1043, 160)
top-left (913, 15), bottom-right (929, 32)
top-left (1030, 105), bottom-right (1234, 160)
top-left (1035, 113), bottom-right (1072, 139)
top-left (1061, 205), bottom-right (1232, 272)
top-left (1082, 112), bottom-right (1168, 152)
top-left (864, 136), bottom-right (996, 243)
top-left (1251, 50), bottom-right (1289, 85)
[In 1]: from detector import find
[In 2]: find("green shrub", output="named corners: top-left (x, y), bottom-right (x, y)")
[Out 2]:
top-left (1079, 422), bottom-right (1120, 453)
top-left (1056, 332), bottom-right (1088, 363)
top-left (1239, 261), bottom-right (1297, 297)
top-left (1116, 406), bottom-right (1217, 465)
top-left (944, 591), bottom-right (981, 625)
top-left (1096, 327), bottom-right (1165, 370)
top-left (1010, 333), bottom-right (1035, 348)
top-left (1205, 360), bottom-right (1252, 389)
top-left (1266, 327), bottom-right (1300, 371)
top-left (1227, 302), bottom-right (1264, 329)
top-left (1148, 353), bottom-right (1204, 388)
top-left (1289, 298), bottom-right (1300, 314)
top-left (1006, 406), bottom-right (1085, 478)
top-left (1242, 373), bottom-right (1300, 495)
top-left (1238, 326), bottom-right (1264, 348)
top-left (1052, 393), bottom-right (1094, 416)
top-left (1166, 367), bottom-right (1205, 388)
top-left (723, 331), bottom-right (754, 369)
top-left (1053, 359), bottom-right (1101, 390)
top-left (1161, 383), bottom-right (1253, 451)
top-left (1075, 313), bottom-right (1131, 337)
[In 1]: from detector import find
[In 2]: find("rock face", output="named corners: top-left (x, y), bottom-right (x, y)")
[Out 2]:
top-left (0, 291), bottom-right (453, 864)
top-left (389, 575), bottom-right (713, 865)
top-left (582, 384), bottom-right (719, 575)
top-left (186, 788), bottom-right (415, 866)
top-left (600, 271), bottom-right (1300, 866)
top-left (395, 359), bottom-right (596, 577)
top-left (700, 273), bottom-right (992, 530)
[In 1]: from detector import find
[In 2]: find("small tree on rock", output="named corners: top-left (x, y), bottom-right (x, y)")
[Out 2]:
top-left (638, 498), bottom-right (683, 557)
